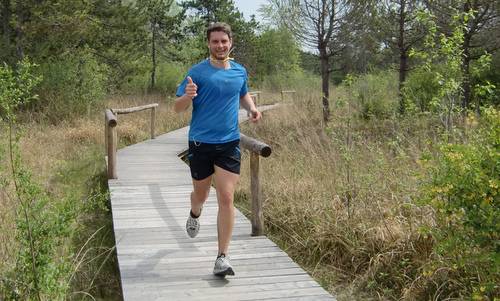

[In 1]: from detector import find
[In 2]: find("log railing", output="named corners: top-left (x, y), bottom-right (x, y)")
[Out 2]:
top-left (281, 90), bottom-right (296, 102)
top-left (240, 133), bottom-right (272, 236)
top-left (105, 103), bottom-right (158, 179)
top-left (249, 91), bottom-right (261, 106)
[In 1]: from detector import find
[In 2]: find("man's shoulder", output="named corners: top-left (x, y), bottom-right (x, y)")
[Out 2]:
top-left (190, 59), bottom-right (210, 72)
top-left (230, 60), bottom-right (247, 72)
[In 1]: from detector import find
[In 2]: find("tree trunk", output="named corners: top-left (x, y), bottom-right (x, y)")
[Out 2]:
top-left (150, 22), bottom-right (157, 89)
top-left (1, 0), bottom-right (11, 52)
top-left (398, 0), bottom-right (407, 115)
top-left (461, 36), bottom-right (471, 110)
top-left (14, 0), bottom-right (24, 60)
top-left (319, 49), bottom-right (330, 122)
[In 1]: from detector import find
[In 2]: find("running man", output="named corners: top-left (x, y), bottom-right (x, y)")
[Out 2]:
top-left (174, 22), bottom-right (261, 277)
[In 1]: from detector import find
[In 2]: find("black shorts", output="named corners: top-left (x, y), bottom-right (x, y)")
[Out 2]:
top-left (187, 139), bottom-right (241, 180)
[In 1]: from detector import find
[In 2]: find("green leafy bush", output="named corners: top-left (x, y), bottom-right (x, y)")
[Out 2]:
top-left (1, 58), bottom-right (77, 300)
top-left (402, 67), bottom-right (441, 113)
top-left (0, 59), bottom-right (42, 122)
top-left (347, 70), bottom-right (398, 119)
top-left (419, 107), bottom-right (500, 299)
top-left (121, 60), bottom-right (186, 95)
top-left (36, 49), bottom-right (109, 121)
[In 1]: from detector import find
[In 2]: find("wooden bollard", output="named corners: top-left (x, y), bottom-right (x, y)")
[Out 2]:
top-left (240, 134), bottom-right (272, 236)
top-left (250, 152), bottom-right (263, 236)
top-left (150, 106), bottom-right (156, 139)
top-left (105, 109), bottom-right (117, 179)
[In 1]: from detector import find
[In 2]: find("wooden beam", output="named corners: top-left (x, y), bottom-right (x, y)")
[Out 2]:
top-left (250, 152), bottom-right (264, 236)
top-left (112, 103), bottom-right (158, 114)
top-left (240, 134), bottom-right (272, 157)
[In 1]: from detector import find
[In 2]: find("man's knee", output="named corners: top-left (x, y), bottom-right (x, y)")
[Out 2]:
top-left (217, 190), bottom-right (234, 208)
top-left (192, 188), bottom-right (209, 202)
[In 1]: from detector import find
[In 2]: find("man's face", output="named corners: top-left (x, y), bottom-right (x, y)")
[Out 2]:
top-left (208, 31), bottom-right (232, 60)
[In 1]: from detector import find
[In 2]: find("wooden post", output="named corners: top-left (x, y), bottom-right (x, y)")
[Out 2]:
top-left (150, 106), bottom-right (156, 139)
top-left (250, 152), bottom-right (264, 236)
top-left (281, 90), bottom-right (284, 103)
top-left (104, 114), bottom-right (108, 153)
top-left (105, 109), bottom-right (117, 179)
top-left (108, 125), bottom-right (117, 179)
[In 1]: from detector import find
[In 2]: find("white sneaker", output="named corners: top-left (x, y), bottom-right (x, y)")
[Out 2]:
top-left (213, 254), bottom-right (235, 276)
top-left (186, 207), bottom-right (202, 238)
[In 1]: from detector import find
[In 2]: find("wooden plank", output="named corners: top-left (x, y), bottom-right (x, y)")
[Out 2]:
top-left (108, 107), bottom-right (335, 300)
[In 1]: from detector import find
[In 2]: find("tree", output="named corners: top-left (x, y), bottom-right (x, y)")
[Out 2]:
top-left (266, 0), bottom-right (369, 122)
top-left (426, 0), bottom-right (499, 110)
top-left (136, 0), bottom-right (185, 89)
top-left (378, 0), bottom-right (426, 114)
top-left (254, 27), bottom-right (300, 80)
top-left (182, 0), bottom-right (259, 74)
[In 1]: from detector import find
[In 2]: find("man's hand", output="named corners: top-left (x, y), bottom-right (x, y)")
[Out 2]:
top-left (249, 108), bottom-right (262, 123)
top-left (185, 76), bottom-right (198, 99)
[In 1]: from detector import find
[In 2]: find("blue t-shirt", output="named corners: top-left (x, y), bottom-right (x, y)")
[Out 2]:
top-left (176, 59), bottom-right (248, 143)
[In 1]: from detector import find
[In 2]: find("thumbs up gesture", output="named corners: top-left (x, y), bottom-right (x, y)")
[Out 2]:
top-left (185, 76), bottom-right (198, 99)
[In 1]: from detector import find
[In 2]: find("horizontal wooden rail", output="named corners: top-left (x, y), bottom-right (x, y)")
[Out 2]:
top-left (111, 103), bottom-right (158, 114)
top-left (239, 134), bottom-right (272, 236)
top-left (105, 103), bottom-right (158, 179)
top-left (248, 91), bottom-right (261, 117)
top-left (240, 133), bottom-right (272, 157)
top-left (280, 90), bottom-right (296, 103)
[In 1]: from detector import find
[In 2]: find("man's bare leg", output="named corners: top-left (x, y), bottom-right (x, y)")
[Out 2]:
top-left (213, 165), bottom-right (239, 255)
top-left (186, 175), bottom-right (212, 238)
top-left (191, 176), bottom-right (212, 216)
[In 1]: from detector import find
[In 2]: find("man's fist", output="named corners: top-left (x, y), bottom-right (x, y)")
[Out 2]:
top-left (185, 76), bottom-right (198, 99)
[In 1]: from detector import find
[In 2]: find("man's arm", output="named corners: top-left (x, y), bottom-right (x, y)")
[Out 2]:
top-left (240, 92), bottom-right (262, 122)
top-left (174, 76), bottom-right (197, 113)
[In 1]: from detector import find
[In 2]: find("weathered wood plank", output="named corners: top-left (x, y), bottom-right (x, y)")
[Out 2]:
top-left (108, 107), bottom-right (335, 300)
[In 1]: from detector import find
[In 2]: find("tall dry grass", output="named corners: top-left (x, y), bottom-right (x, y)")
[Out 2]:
top-left (237, 87), bottom-right (441, 300)
top-left (0, 93), bottom-right (189, 300)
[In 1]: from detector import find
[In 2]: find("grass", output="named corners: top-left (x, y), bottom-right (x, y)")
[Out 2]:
top-left (0, 93), bottom-right (189, 300)
top-left (236, 83), bottom-right (448, 300)
top-left (1, 77), bottom-right (497, 300)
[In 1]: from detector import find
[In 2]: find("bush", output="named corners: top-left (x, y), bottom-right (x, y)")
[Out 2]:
top-left (36, 49), bottom-right (109, 121)
top-left (156, 61), bottom-right (187, 94)
top-left (121, 60), bottom-right (186, 95)
top-left (402, 67), bottom-right (441, 113)
top-left (258, 70), bottom-right (320, 93)
top-left (345, 70), bottom-right (399, 119)
top-left (419, 107), bottom-right (500, 299)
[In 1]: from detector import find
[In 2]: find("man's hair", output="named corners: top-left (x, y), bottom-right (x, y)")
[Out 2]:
top-left (206, 22), bottom-right (232, 41)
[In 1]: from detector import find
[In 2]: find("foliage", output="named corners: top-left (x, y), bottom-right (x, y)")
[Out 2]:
top-left (0, 59), bottom-right (42, 122)
top-left (253, 27), bottom-right (300, 82)
top-left (35, 49), bottom-right (109, 120)
top-left (121, 60), bottom-right (186, 95)
top-left (419, 107), bottom-right (500, 299)
top-left (406, 10), bottom-right (464, 123)
top-left (0, 58), bottom-right (77, 300)
top-left (135, 0), bottom-right (185, 89)
top-left (346, 70), bottom-right (399, 119)
top-left (402, 64), bottom-right (444, 113)
top-left (182, 0), bottom-right (259, 70)
top-left (406, 10), bottom-right (496, 122)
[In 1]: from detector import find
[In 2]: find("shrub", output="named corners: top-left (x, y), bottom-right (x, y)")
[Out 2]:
top-left (402, 67), bottom-right (441, 113)
top-left (345, 70), bottom-right (399, 119)
top-left (419, 107), bottom-right (500, 299)
top-left (36, 49), bottom-right (109, 121)
top-left (121, 60), bottom-right (186, 95)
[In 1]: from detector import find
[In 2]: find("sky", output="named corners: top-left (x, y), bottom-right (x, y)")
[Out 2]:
top-left (233, 0), bottom-right (268, 23)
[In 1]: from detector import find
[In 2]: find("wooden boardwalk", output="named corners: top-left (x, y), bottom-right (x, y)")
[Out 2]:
top-left (108, 107), bottom-right (336, 300)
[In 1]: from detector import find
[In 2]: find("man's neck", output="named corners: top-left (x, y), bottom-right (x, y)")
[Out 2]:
top-left (209, 56), bottom-right (230, 69)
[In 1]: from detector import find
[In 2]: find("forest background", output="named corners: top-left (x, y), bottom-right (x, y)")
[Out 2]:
top-left (0, 0), bottom-right (499, 300)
